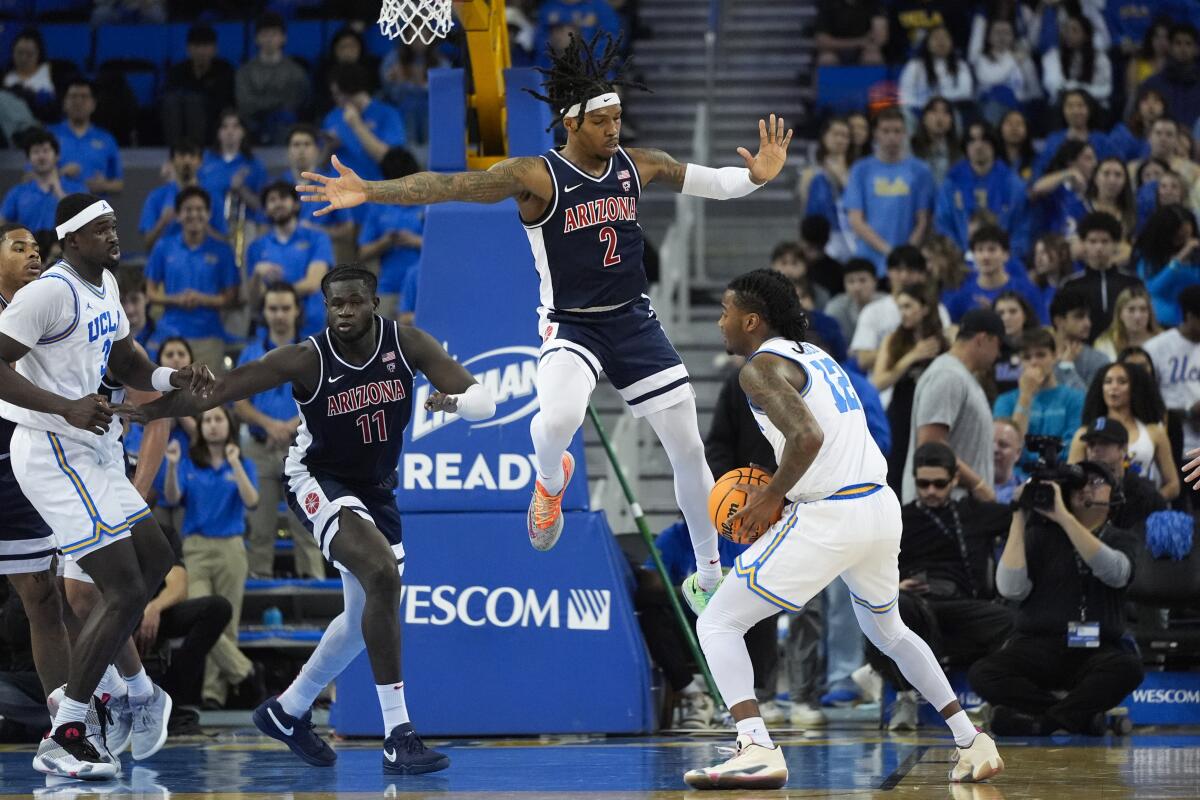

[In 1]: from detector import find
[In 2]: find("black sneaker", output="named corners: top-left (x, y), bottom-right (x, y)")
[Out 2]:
top-left (252, 696), bottom-right (336, 766)
top-left (382, 723), bottom-right (449, 775)
top-left (32, 721), bottom-right (119, 780)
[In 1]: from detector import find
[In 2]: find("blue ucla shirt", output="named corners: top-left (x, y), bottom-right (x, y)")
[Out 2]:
top-left (358, 205), bottom-right (424, 294)
top-left (198, 151), bottom-right (268, 228)
top-left (843, 155), bottom-right (935, 275)
top-left (322, 100), bottom-right (407, 182)
top-left (177, 452), bottom-right (259, 538)
top-left (138, 181), bottom-right (229, 238)
top-left (48, 122), bottom-right (122, 185)
top-left (934, 160), bottom-right (1031, 257)
top-left (144, 232), bottom-right (240, 340)
top-left (280, 167), bottom-right (354, 231)
top-left (1, 176), bottom-right (87, 232)
top-left (237, 334), bottom-right (301, 437)
top-left (246, 225), bottom-right (334, 338)
top-left (942, 271), bottom-right (1045, 323)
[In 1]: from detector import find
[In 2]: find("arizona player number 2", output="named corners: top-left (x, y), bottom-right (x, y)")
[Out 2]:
top-left (355, 410), bottom-right (388, 444)
top-left (599, 226), bottom-right (621, 267)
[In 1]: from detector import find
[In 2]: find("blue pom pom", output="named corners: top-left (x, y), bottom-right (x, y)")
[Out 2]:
top-left (1146, 511), bottom-right (1194, 561)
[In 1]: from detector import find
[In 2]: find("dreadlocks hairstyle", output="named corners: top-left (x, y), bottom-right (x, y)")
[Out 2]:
top-left (728, 269), bottom-right (809, 343)
top-left (527, 31), bottom-right (648, 131)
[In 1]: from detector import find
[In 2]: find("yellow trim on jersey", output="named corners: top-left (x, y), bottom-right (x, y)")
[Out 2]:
top-left (48, 433), bottom-right (132, 554)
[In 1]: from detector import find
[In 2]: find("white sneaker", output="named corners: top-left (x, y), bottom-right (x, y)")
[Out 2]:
top-left (104, 695), bottom-right (133, 757)
top-left (951, 731), bottom-right (1005, 783)
top-left (683, 734), bottom-right (788, 790)
top-left (888, 690), bottom-right (919, 732)
top-left (789, 702), bottom-right (827, 728)
top-left (851, 664), bottom-right (883, 703)
top-left (677, 691), bottom-right (716, 729)
top-left (758, 700), bottom-right (786, 726)
top-left (48, 689), bottom-right (119, 766)
top-left (129, 686), bottom-right (172, 761)
top-left (32, 721), bottom-right (119, 781)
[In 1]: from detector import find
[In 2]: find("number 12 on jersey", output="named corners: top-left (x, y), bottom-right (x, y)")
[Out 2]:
top-left (813, 357), bottom-right (861, 413)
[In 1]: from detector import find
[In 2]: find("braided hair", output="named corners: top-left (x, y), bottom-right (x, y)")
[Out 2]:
top-left (728, 269), bottom-right (809, 343)
top-left (526, 31), bottom-right (647, 131)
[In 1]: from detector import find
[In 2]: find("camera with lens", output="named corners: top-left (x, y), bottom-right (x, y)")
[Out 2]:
top-left (1018, 435), bottom-right (1084, 512)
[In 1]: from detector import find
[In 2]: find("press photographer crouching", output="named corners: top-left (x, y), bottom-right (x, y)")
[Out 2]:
top-left (968, 446), bottom-right (1144, 736)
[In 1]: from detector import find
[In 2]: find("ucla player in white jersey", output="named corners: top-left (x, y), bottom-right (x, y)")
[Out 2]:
top-left (683, 270), bottom-right (1004, 790)
top-left (0, 194), bottom-right (214, 780)
top-left (298, 32), bottom-right (792, 600)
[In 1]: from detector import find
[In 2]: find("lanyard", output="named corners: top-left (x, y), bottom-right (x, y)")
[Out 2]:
top-left (917, 502), bottom-right (978, 598)
top-left (1073, 550), bottom-right (1093, 622)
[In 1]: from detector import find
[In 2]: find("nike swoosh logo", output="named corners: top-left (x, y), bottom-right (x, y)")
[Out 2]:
top-left (384, 747), bottom-right (397, 762)
top-left (564, 183), bottom-right (583, 192)
top-left (327, 375), bottom-right (345, 384)
top-left (709, 559), bottom-right (720, 565)
top-left (267, 708), bottom-right (294, 736)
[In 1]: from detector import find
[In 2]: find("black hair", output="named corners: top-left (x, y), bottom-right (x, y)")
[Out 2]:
top-left (116, 266), bottom-right (146, 298)
top-left (169, 138), bottom-right (202, 158)
top-left (1059, 13), bottom-right (1098, 86)
top-left (1136, 156), bottom-right (1171, 187)
top-left (381, 147), bottom-right (420, 181)
top-left (727, 269), bottom-right (809, 342)
top-left (1045, 138), bottom-right (1093, 175)
top-left (1085, 160), bottom-right (1135, 234)
top-left (770, 241), bottom-right (803, 263)
top-left (1118, 345), bottom-right (1156, 380)
top-left (918, 25), bottom-right (961, 92)
top-left (913, 441), bottom-right (957, 475)
top-left (527, 31), bottom-right (647, 131)
top-left (911, 98), bottom-right (961, 163)
top-left (1050, 285), bottom-right (1091, 321)
top-left (961, 120), bottom-right (1002, 157)
top-left (255, 11), bottom-right (286, 34)
top-left (1059, 88), bottom-right (1098, 130)
top-left (20, 127), bottom-right (59, 157)
top-left (64, 77), bottom-right (94, 96)
top-left (800, 214), bottom-right (830, 247)
top-left (993, 289), bottom-right (1039, 332)
top-left (1082, 360), bottom-right (1166, 426)
top-left (871, 106), bottom-right (906, 131)
top-left (843, 258), bottom-right (876, 278)
top-left (189, 405), bottom-right (239, 469)
top-left (261, 280), bottom-right (303, 323)
top-left (1128, 84), bottom-right (1167, 137)
top-left (330, 62), bottom-right (370, 96)
top-left (1181, 284), bottom-right (1200, 321)
top-left (969, 224), bottom-right (1010, 251)
top-left (328, 26), bottom-right (365, 58)
top-left (886, 244), bottom-right (926, 272)
top-left (157, 336), bottom-right (194, 366)
top-left (187, 23), bottom-right (217, 45)
top-left (0, 222), bottom-right (30, 241)
top-left (12, 28), bottom-right (44, 64)
top-left (1169, 22), bottom-right (1198, 43)
top-left (260, 179), bottom-right (298, 207)
top-left (815, 116), bottom-right (850, 163)
top-left (999, 109), bottom-right (1035, 173)
top-left (322, 263), bottom-right (378, 297)
top-left (54, 193), bottom-right (104, 229)
top-left (175, 185), bottom-right (212, 212)
top-left (982, 15), bottom-right (1018, 60)
top-left (1077, 210), bottom-right (1123, 241)
top-left (1136, 204), bottom-right (1197, 275)
top-left (213, 108), bottom-right (253, 157)
top-left (286, 123), bottom-right (322, 147)
top-left (1018, 326), bottom-right (1057, 354)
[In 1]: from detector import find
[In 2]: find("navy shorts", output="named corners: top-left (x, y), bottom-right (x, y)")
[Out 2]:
top-left (0, 454), bottom-right (55, 575)
top-left (540, 296), bottom-right (693, 418)
top-left (284, 464), bottom-right (405, 575)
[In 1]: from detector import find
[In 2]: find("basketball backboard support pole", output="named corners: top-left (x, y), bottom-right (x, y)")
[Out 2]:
top-left (454, 0), bottom-right (512, 169)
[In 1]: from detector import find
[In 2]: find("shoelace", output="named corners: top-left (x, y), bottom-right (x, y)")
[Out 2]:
top-left (402, 732), bottom-right (429, 755)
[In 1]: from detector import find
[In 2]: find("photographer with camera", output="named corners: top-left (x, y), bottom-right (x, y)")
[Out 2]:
top-left (1077, 417), bottom-right (1166, 531)
top-left (967, 456), bottom-right (1143, 736)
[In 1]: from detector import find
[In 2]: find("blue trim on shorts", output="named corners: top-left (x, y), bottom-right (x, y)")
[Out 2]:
top-left (47, 433), bottom-right (131, 555)
top-left (827, 483), bottom-right (883, 500)
top-left (627, 375), bottom-right (690, 407)
top-left (849, 589), bottom-right (899, 614)
top-left (0, 546), bottom-right (56, 561)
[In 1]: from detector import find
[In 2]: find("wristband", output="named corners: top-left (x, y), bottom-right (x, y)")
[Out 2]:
top-left (152, 367), bottom-right (177, 393)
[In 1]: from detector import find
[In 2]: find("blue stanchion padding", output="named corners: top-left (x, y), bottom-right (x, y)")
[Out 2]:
top-left (402, 200), bottom-right (587, 512)
top-left (331, 511), bottom-right (652, 736)
top-left (428, 68), bottom-right (467, 173)
top-left (505, 68), bottom-right (554, 157)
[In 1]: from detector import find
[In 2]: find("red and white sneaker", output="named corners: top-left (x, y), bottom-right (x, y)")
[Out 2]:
top-left (683, 733), bottom-right (788, 790)
top-left (527, 452), bottom-right (574, 551)
top-left (32, 722), bottom-right (119, 781)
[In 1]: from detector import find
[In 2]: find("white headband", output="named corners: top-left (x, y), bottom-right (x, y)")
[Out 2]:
top-left (55, 200), bottom-right (114, 240)
top-left (562, 92), bottom-right (621, 119)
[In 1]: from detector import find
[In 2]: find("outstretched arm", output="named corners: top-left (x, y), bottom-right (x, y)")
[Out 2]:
top-left (106, 335), bottom-right (214, 395)
top-left (400, 327), bottom-right (497, 421)
top-left (135, 343), bottom-right (318, 422)
top-left (297, 154), bottom-right (552, 215)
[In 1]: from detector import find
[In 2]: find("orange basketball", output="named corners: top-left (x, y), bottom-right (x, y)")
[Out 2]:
top-left (708, 467), bottom-right (777, 544)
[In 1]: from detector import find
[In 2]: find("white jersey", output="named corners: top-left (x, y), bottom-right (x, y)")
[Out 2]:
top-left (747, 337), bottom-right (887, 503)
top-left (0, 260), bottom-right (128, 447)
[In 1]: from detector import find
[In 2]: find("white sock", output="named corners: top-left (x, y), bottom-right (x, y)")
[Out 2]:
top-left (947, 710), bottom-right (978, 748)
top-left (696, 563), bottom-right (722, 592)
top-left (122, 667), bottom-right (153, 703)
top-left (53, 696), bottom-right (90, 728)
top-left (97, 665), bottom-right (128, 700)
top-left (376, 682), bottom-right (410, 735)
top-left (279, 672), bottom-right (325, 719)
top-left (735, 716), bottom-right (773, 748)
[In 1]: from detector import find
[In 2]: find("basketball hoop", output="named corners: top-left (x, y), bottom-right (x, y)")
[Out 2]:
top-left (378, 0), bottom-right (455, 45)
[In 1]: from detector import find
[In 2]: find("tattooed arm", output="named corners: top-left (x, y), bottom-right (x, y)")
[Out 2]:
top-left (627, 148), bottom-right (689, 191)
top-left (628, 116), bottom-right (792, 195)
top-left (297, 154), bottom-right (553, 215)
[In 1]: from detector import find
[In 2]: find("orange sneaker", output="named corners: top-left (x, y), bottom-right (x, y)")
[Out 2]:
top-left (527, 452), bottom-right (574, 551)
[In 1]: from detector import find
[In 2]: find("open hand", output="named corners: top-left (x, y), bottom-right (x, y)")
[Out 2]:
top-left (424, 392), bottom-right (459, 414)
top-left (737, 114), bottom-right (793, 186)
top-left (60, 394), bottom-right (115, 435)
top-left (726, 483), bottom-right (785, 543)
top-left (298, 155), bottom-right (367, 216)
top-left (171, 364), bottom-right (216, 397)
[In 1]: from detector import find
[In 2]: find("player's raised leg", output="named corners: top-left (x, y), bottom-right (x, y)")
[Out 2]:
top-left (526, 349), bottom-right (592, 550)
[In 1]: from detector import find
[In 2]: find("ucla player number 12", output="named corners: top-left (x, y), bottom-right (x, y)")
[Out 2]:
top-left (813, 357), bottom-right (861, 413)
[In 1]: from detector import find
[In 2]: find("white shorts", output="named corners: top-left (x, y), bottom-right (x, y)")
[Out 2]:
top-left (733, 483), bottom-right (902, 614)
top-left (10, 427), bottom-right (151, 582)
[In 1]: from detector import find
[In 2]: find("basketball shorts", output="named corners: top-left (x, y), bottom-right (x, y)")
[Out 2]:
top-left (284, 461), bottom-right (405, 576)
top-left (9, 427), bottom-right (151, 583)
top-left (733, 483), bottom-right (903, 615)
top-left (540, 296), bottom-right (693, 418)
top-left (0, 452), bottom-right (56, 576)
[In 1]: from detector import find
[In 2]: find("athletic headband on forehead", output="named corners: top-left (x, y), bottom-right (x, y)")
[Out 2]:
top-left (562, 92), bottom-right (621, 119)
top-left (55, 200), bottom-right (113, 240)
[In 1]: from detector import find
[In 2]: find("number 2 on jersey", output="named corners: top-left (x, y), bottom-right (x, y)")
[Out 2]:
top-left (813, 357), bottom-right (861, 413)
top-left (599, 226), bottom-right (621, 267)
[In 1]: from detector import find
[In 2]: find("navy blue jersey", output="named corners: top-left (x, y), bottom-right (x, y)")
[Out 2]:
top-left (522, 146), bottom-right (645, 312)
top-left (288, 317), bottom-right (414, 489)
top-left (0, 295), bottom-right (13, 456)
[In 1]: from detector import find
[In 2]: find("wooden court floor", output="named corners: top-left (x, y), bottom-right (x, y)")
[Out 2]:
top-left (1, 728), bottom-right (1198, 798)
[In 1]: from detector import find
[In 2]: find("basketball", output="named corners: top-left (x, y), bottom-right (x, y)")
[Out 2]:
top-left (708, 467), bottom-right (777, 544)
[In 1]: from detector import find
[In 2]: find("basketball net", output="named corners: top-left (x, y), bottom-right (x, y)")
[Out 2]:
top-left (378, 0), bottom-right (455, 45)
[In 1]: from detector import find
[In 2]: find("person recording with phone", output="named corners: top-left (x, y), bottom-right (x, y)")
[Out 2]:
top-left (968, 449), bottom-right (1143, 736)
